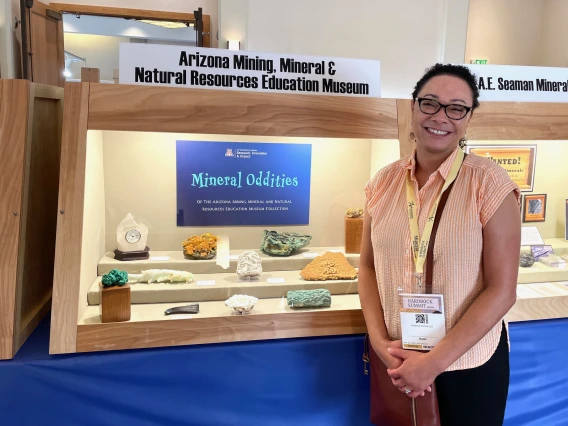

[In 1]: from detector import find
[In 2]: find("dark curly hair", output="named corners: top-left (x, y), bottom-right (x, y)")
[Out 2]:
top-left (411, 63), bottom-right (480, 110)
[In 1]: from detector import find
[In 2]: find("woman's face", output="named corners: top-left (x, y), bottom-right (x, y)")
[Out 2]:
top-left (411, 75), bottom-right (473, 154)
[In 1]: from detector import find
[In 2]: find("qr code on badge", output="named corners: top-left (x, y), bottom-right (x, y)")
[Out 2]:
top-left (415, 314), bottom-right (428, 324)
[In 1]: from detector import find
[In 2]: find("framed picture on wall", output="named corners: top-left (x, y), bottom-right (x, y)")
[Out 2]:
top-left (466, 145), bottom-right (537, 192)
top-left (523, 194), bottom-right (547, 223)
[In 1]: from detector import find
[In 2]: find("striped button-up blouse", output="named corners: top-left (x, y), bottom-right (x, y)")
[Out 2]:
top-left (365, 145), bottom-right (520, 371)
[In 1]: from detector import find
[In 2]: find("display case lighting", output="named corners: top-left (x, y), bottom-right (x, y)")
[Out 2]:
top-left (227, 40), bottom-right (240, 51)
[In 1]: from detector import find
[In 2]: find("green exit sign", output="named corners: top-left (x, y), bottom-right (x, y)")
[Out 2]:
top-left (471, 59), bottom-right (488, 64)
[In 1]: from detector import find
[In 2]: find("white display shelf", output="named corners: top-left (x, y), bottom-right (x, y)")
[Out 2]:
top-left (536, 238), bottom-right (568, 254)
top-left (80, 294), bottom-right (362, 325)
top-left (97, 247), bottom-right (359, 275)
top-left (87, 270), bottom-right (359, 305)
top-left (517, 262), bottom-right (568, 284)
top-left (508, 282), bottom-right (568, 322)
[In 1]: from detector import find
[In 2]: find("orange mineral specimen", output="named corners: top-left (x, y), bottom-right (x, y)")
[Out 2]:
top-left (300, 252), bottom-right (358, 281)
top-left (182, 233), bottom-right (218, 260)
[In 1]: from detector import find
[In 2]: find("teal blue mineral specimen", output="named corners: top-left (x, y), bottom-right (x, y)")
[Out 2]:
top-left (287, 289), bottom-right (332, 308)
top-left (260, 230), bottom-right (312, 256)
top-left (101, 269), bottom-right (129, 287)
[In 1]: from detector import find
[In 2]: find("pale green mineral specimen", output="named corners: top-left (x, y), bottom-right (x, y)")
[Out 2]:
top-left (287, 289), bottom-right (331, 308)
top-left (260, 230), bottom-right (312, 256)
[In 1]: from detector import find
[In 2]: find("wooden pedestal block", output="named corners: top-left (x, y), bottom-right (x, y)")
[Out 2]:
top-left (345, 217), bottom-right (364, 254)
top-left (99, 283), bottom-right (131, 323)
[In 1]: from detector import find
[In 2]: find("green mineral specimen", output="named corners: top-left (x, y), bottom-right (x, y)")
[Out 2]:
top-left (519, 252), bottom-right (535, 268)
top-left (101, 269), bottom-right (129, 287)
top-left (287, 289), bottom-right (331, 308)
top-left (260, 230), bottom-right (312, 256)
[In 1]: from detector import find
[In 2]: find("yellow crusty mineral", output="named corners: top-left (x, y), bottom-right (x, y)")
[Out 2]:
top-left (182, 233), bottom-right (218, 260)
top-left (300, 252), bottom-right (358, 281)
top-left (346, 208), bottom-right (363, 218)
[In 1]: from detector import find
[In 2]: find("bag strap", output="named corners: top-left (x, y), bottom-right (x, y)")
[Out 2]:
top-left (425, 153), bottom-right (467, 295)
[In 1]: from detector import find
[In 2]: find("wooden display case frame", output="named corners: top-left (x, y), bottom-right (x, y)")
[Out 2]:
top-left (50, 85), bottom-right (568, 355)
top-left (49, 82), bottom-right (399, 354)
top-left (0, 80), bottom-right (64, 359)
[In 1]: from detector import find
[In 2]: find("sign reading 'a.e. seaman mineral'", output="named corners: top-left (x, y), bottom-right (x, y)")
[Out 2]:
top-left (119, 44), bottom-right (381, 97)
top-left (467, 145), bottom-right (537, 191)
top-left (466, 64), bottom-right (568, 102)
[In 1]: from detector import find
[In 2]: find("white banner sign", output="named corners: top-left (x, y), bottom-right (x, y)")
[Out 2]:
top-left (466, 64), bottom-right (568, 102)
top-left (119, 44), bottom-right (380, 97)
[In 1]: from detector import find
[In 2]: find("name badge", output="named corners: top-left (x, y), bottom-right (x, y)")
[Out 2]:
top-left (399, 293), bottom-right (446, 351)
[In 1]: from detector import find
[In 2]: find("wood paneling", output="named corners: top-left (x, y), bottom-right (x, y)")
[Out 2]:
top-left (396, 99), bottom-right (568, 150)
top-left (468, 102), bottom-right (568, 140)
top-left (397, 99), bottom-right (414, 158)
top-left (49, 83), bottom-right (89, 354)
top-left (81, 68), bottom-right (100, 83)
top-left (26, 1), bottom-right (64, 87)
top-left (13, 84), bottom-right (63, 356)
top-left (49, 3), bottom-right (197, 22)
top-left (88, 84), bottom-right (398, 139)
top-left (0, 81), bottom-right (30, 359)
top-left (202, 14), bottom-right (211, 47)
top-left (76, 309), bottom-right (366, 353)
top-left (507, 295), bottom-right (568, 322)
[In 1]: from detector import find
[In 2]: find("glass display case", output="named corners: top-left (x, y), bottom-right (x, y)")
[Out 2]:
top-left (48, 84), bottom-right (568, 354)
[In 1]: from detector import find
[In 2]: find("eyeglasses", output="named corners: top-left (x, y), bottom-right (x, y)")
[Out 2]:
top-left (416, 98), bottom-right (472, 120)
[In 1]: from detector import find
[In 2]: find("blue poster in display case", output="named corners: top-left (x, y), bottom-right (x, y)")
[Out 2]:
top-left (176, 141), bottom-right (312, 226)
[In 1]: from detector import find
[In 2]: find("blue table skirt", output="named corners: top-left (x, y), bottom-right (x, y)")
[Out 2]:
top-left (1, 315), bottom-right (567, 426)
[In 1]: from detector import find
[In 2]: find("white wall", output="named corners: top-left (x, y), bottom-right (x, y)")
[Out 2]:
top-left (442, 0), bottom-right (470, 64)
top-left (64, 33), bottom-right (128, 81)
top-left (53, 0), bottom-right (218, 47)
top-left (238, 0), bottom-right (451, 99)
top-left (101, 131), bottom-right (374, 250)
top-left (219, 0), bottom-right (248, 51)
top-left (0, 0), bottom-right (8, 77)
top-left (465, 0), bottom-right (545, 66)
top-left (80, 130), bottom-right (106, 318)
top-left (538, 0), bottom-right (568, 68)
top-left (0, 0), bottom-right (21, 78)
top-left (370, 139), bottom-right (400, 178)
top-left (63, 14), bottom-right (197, 44)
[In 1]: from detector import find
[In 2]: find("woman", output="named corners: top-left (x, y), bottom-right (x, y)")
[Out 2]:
top-left (359, 64), bottom-right (521, 426)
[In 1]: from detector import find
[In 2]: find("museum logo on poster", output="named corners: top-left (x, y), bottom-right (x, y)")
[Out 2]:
top-left (176, 141), bottom-right (312, 226)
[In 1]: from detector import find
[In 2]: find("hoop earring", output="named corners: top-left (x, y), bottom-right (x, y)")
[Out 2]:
top-left (459, 136), bottom-right (467, 149)
top-left (409, 132), bottom-right (416, 142)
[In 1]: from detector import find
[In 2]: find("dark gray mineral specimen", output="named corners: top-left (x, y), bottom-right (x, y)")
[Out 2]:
top-left (519, 252), bottom-right (535, 268)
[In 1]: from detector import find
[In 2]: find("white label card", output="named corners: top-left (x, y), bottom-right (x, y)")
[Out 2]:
top-left (150, 256), bottom-right (170, 261)
top-left (399, 293), bottom-right (446, 351)
top-left (302, 253), bottom-right (318, 259)
top-left (267, 277), bottom-right (285, 284)
top-left (196, 280), bottom-right (216, 286)
top-left (521, 226), bottom-right (545, 246)
top-left (167, 314), bottom-right (194, 319)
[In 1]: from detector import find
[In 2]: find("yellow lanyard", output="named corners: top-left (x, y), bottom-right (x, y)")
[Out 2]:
top-left (405, 148), bottom-right (464, 290)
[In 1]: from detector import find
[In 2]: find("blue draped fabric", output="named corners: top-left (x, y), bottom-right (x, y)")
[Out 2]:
top-left (1, 315), bottom-right (568, 425)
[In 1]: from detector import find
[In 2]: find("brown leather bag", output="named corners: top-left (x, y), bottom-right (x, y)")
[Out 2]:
top-left (362, 172), bottom-right (461, 426)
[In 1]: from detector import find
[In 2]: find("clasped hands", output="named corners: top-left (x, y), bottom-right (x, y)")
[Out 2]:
top-left (379, 340), bottom-right (441, 399)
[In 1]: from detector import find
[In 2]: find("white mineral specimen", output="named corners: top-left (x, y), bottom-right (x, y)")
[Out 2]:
top-left (128, 269), bottom-right (194, 284)
top-left (236, 251), bottom-right (262, 277)
top-left (225, 294), bottom-right (258, 314)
